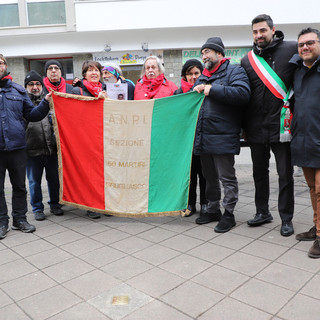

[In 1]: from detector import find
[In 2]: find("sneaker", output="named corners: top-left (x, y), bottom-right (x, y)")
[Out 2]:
top-left (308, 236), bottom-right (320, 258)
top-left (214, 214), bottom-right (236, 233)
top-left (0, 225), bottom-right (9, 239)
top-left (87, 211), bottom-right (101, 219)
top-left (296, 226), bottom-right (317, 241)
top-left (34, 211), bottom-right (46, 221)
top-left (50, 207), bottom-right (64, 216)
top-left (12, 220), bottom-right (36, 233)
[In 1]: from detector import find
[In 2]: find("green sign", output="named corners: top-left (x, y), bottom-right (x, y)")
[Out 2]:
top-left (182, 48), bottom-right (251, 65)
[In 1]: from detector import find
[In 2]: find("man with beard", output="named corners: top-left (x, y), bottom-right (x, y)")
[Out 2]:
top-left (193, 37), bottom-right (250, 233)
top-left (134, 56), bottom-right (178, 100)
top-left (43, 59), bottom-right (73, 95)
top-left (0, 54), bottom-right (51, 239)
top-left (25, 71), bottom-right (63, 221)
top-left (241, 14), bottom-right (297, 237)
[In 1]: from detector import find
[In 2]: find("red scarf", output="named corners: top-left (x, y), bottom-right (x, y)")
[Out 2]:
top-left (181, 78), bottom-right (194, 93)
top-left (141, 73), bottom-right (165, 99)
top-left (43, 76), bottom-right (67, 93)
top-left (1, 75), bottom-right (13, 81)
top-left (82, 79), bottom-right (103, 97)
top-left (202, 58), bottom-right (229, 77)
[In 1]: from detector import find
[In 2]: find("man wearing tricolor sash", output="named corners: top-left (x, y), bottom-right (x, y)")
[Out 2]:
top-left (241, 14), bottom-right (297, 237)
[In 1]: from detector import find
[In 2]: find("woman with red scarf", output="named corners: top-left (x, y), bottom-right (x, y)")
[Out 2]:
top-left (72, 60), bottom-right (107, 219)
top-left (174, 59), bottom-right (207, 217)
top-left (134, 56), bottom-right (178, 100)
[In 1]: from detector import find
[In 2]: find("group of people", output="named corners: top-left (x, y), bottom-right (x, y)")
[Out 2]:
top-left (1, 14), bottom-right (320, 259)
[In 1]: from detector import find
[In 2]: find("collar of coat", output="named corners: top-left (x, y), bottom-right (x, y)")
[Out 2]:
top-left (253, 30), bottom-right (284, 56)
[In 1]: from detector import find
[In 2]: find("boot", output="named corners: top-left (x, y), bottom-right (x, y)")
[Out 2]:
top-left (195, 205), bottom-right (221, 225)
top-left (308, 236), bottom-right (320, 258)
top-left (296, 226), bottom-right (317, 241)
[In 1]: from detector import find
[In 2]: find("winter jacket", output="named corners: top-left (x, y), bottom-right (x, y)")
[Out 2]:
top-left (121, 78), bottom-right (135, 100)
top-left (71, 80), bottom-right (105, 97)
top-left (289, 54), bottom-right (320, 168)
top-left (241, 31), bottom-right (297, 144)
top-left (26, 92), bottom-right (57, 157)
top-left (134, 76), bottom-right (178, 100)
top-left (0, 79), bottom-right (49, 151)
top-left (193, 60), bottom-right (251, 155)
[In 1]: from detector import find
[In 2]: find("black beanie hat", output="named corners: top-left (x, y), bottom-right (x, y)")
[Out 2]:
top-left (201, 37), bottom-right (225, 56)
top-left (24, 70), bottom-right (43, 88)
top-left (181, 59), bottom-right (204, 77)
top-left (44, 59), bottom-right (62, 73)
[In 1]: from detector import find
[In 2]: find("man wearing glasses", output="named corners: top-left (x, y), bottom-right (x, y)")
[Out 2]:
top-left (43, 59), bottom-right (73, 95)
top-left (0, 54), bottom-right (50, 239)
top-left (290, 28), bottom-right (320, 258)
top-left (24, 71), bottom-right (63, 221)
top-left (241, 14), bottom-right (297, 237)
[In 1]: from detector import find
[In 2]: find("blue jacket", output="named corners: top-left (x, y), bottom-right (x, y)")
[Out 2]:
top-left (0, 79), bottom-right (49, 151)
top-left (193, 60), bottom-right (250, 155)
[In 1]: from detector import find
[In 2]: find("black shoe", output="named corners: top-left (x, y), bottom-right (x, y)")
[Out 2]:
top-left (50, 207), bottom-right (64, 216)
top-left (200, 204), bottom-right (207, 215)
top-left (12, 220), bottom-right (36, 233)
top-left (184, 204), bottom-right (196, 217)
top-left (195, 208), bottom-right (221, 225)
top-left (34, 211), bottom-right (46, 221)
top-left (87, 211), bottom-right (101, 219)
top-left (247, 213), bottom-right (273, 226)
top-left (280, 221), bottom-right (294, 237)
top-left (214, 214), bottom-right (236, 233)
top-left (0, 225), bottom-right (9, 239)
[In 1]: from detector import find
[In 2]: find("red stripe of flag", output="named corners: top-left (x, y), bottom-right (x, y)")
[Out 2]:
top-left (53, 94), bottom-right (105, 209)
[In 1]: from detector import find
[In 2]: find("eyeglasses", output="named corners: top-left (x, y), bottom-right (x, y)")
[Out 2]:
top-left (48, 66), bottom-right (60, 71)
top-left (298, 40), bottom-right (320, 48)
top-left (0, 61), bottom-right (6, 66)
top-left (201, 49), bottom-right (213, 57)
top-left (27, 82), bottom-right (42, 87)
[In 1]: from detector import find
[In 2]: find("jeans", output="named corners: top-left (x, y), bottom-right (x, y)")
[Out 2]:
top-left (26, 154), bottom-right (61, 213)
top-left (0, 149), bottom-right (28, 225)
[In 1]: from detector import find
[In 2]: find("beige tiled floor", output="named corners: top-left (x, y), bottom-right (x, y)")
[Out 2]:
top-left (1, 148), bottom-right (319, 319)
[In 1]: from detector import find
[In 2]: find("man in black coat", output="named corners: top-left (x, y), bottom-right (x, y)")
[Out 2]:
top-left (193, 37), bottom-right (250, 233)
top-left (290, 28), bottom-right (320, 258)
top-left (241, 14), bottom-right (297, 237)
top-left (0, 54), bottom-right (51, 239)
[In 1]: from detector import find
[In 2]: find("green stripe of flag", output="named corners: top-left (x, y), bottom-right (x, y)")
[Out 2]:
top-left (148, 91), bottom-right (205, 212)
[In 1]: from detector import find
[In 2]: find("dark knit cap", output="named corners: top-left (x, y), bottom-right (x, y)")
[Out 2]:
top-left (201, 37), bottom-right (225, 56)
top-left (24, 70), bottom-right (43, 87)
top-left (181, 59), bottom-right (204, 77)
top-left (44, 59), bottom-right (62, 73)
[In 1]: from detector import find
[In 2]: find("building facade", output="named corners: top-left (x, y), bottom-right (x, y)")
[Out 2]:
top-left (1, 0), bottom-right (320, 86)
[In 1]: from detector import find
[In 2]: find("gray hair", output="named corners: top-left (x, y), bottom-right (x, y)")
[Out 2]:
top-left (141, 56), bottom-right (165, 77)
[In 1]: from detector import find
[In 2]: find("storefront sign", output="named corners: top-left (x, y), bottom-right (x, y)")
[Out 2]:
top-left (93, 50), bottom-right (163, 66)
top-left (182, 48), bottom-right (251, 65)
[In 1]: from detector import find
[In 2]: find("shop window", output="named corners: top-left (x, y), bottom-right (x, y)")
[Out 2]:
top-left (0, 3), bottom-right (19, 27)
top-left (27, 0), bottom-right (66, 26)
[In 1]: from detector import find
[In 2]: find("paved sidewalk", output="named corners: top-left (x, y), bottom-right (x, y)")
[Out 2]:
top-left (1, 147), bottom-right (319, 320)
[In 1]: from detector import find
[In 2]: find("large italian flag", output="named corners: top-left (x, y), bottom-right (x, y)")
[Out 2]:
top-left (51, 91), bottom-right (204, 217)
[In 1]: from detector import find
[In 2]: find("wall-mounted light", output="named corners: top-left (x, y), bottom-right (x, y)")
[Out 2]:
top-left (104, 44), bottom-right (111, 52)
top-left (141, 42), bottom-right (148, 52)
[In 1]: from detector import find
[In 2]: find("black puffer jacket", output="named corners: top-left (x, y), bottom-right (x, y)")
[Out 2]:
top-left (289, 54), bottom-right (320, 168)
top-left (241, 31), bottom-right (297, 144)
top-left (193, 60), bottom-right (250, 155)
top-left (26, 92), bottom-right (57, 157)
top-left (71, 80), bottom-right (106, 97)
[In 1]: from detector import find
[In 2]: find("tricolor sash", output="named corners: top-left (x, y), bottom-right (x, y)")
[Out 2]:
top-left (248, 50), bottom-right (293, 142)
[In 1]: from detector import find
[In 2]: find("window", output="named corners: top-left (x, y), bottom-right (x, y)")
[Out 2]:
top-left (0, 2), bottom-right (19, 27)
top-left (27, 0), bottom-right (66, 26)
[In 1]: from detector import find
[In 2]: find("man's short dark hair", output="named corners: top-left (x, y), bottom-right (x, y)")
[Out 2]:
top-left (251, 14), bottom-right (273, 29)
top-left (298, 27), bottom-right (320, 40)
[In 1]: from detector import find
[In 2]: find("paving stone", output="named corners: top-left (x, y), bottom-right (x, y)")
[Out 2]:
top-left (159, 234), bottom-right (204, 252)
top-left (0, 303), bottom-right (32, 320)
top-left (0, 289), bottom-right (13, 308)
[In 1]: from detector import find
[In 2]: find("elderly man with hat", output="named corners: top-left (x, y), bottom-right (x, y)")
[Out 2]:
top-left (43, 59), bottom-right (73, 94)
top-left (0, 54), bottom-right (51, 239)
top-left (25, 71), bottom-right (63, 221)
top-left (193, 37), bottom-right (251, 232)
